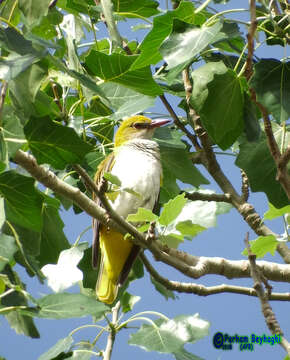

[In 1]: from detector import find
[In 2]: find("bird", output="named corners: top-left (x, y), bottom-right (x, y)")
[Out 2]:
top-left (92, 115), bottom-right (170, 304)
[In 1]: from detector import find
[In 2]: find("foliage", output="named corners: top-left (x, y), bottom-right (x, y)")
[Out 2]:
top-left (0, 0), bottom-right (289, 359)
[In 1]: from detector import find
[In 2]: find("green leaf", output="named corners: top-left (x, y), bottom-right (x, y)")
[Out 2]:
top-left (49, 55), bottom-right (106, 100)
top-left (0, 234), bottom-right (17, 271)
top-left (264, 203), bottom-right (290, 220)
top-left (99, 82), bottom-right (155, 120)
top-left (0, 28), bottom-right (36, 55)
top-left (251, 59), bottom-right (290, 124)
top-left (0, 53), bottom-right (41, 81)
top-left (23, 293), bottom-right (108, 319)
top-left (120, 292), bottom-right (141, 313)
top-left (159, 193), bottom-right (187, 226)
top-left (18, 0), bottom-right (51, 27)
top-left (0, 171), bottom-right (43, 232)
top-left (212, 21), bottom-right (245, 54)
top-left (9, 63), bottom-right (48, 119)
top-left (38, 336), bottom-right (73, 360)
top-left (127, 207), bottom-right (158, 223)
top-left (242, 235), bottom-right (278, 258)
top-left (37, 205), bottom-right (70, 267)
top-left (2, 266), bottom-right (40, 338)
top-left (129, 313), bottom-right (209, 353)
top-left (103, 172), bottom-right (122, 187)
top-left (31, 8), bottom-right (63, 40)
top-left (155, 128), bottom-right (209, 201)
top-left (150, 276), bottom-right (176, 300)
top-left (2, 106), bottom-right (26, 156)
top-left (160, 21), bottom-right (222, 70)
top-left (236, 123), bottom-right (290, 208)
top-left (85, 51), bottom-right (162, 96)
top-left (113, 0), bottom-right (159, 18)
top-left (131, 2), bottom-right (204, 70)
top-left (24, 117), bottom-right (93, 169)
top-left (176, 220), bottom-right (205, 237)
top-left (243, 93), bottom-right (261, 142)
top-left (190, 61), bottom-right (244, 150)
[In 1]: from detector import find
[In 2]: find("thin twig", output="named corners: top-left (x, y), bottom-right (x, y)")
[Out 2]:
top-left (159, 94), bottom-right (202, 151)
top-left (141, 253), bottom-right (290, 301)
top-left (184, 191), bottom-right (231, 203)
top-left (103, 301), bottom-right (120, 360)
top-left (245, 233), bottom-right (290, 355)
top-left (245, 0), bottom-right (258, 82)
top-left (241, 170), bottom-right (250, 202)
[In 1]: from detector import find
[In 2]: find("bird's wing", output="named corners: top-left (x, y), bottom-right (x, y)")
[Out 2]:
top-left (92, 152), bottom-right (115, 269)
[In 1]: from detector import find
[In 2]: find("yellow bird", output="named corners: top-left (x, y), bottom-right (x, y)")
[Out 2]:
top-left (93, 115), bottom-right (170, 304)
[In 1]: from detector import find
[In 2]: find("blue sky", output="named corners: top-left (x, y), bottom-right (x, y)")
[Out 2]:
top-left (1, 1), bottom-right (289, 359)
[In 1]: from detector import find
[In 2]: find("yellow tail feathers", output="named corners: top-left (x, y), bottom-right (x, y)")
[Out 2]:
top-left (96, 227), bottom-right (133, 304)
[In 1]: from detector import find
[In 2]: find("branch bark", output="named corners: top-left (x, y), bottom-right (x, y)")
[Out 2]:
top-left (141, 253), bottom-right (290, 301)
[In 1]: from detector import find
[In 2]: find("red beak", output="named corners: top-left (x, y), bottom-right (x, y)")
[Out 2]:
top-left (149, 119), bottom-right (171, 128)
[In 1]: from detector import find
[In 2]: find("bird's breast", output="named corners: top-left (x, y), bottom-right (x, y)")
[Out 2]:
top-left (110, 140), bottom-right (161, 218)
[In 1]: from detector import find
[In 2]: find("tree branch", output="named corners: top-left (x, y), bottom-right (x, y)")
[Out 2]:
top-left (13, 150), bottom-right (290, 287)
top-left (245, 233), bottom-right (290, 355)
top-left (141, 253), bottom-right (290, 301)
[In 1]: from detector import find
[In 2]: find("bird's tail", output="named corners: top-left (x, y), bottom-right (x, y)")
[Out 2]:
top-left (96, 228), bottom-right (133, 304)
top-left (96, 256), bottom-right (118, 304)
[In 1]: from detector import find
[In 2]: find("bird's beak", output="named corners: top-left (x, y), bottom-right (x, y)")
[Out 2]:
top-left (149, 119), bottom-right (171, 128)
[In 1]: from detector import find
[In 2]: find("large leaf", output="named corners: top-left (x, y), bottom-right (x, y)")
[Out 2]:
top-left (236, 123), bottom-right (290, 208)
top-left (2, 266), bottom-right (40, 338)
top-left (190, 61), bottom-right (244, 150)
top-left (155, 127), bottom-right (209, 201)
top-left (131, 1), bottom-right (205, 70)
top-left (18, 0), bottom-right (51, 27)
top-left (0, 27), bottom-right (36, 55)
top-left (0, 234), bottom-right (17, 271)
top-left (24, 117), bottom-right (93, 169)
top-left (242, 235), bottom-right (278, 258)
top-left (2, 106), bottom-right (25, 156)
top-left (129, 314), bottom-right (209, 353)
top-left (22, 293), bottom-right (108, 319)
top-left (113, 0), bottom-right (159, 18)
top-left (37, 205), bottom-right (70, 267)
top-left (159, 193), bottom-right (187, 226)
top-left (38, 336), bottom-right (73, 360)
top-left (0, 53), bottom-right (41, 81)
top-left (9, 63), bottom-right (48, 119)
top-left (251, 59), bottom-right (290, 123)
top-left (160, 21), bottom-right (222, 70)
top-left (42, 245), bottom-right (85, 292)
top-left (85, 51), bottom-right (162, 96)
top-left (99, 82), bottom-right (155, 120)
top-left (0, 171), bottom-right (43, 232)
top-left (264, 203), bottom-right (290, 220)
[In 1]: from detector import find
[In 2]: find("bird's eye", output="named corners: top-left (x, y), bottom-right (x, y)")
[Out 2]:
top-left (133, 122), bottom-right (149, 129)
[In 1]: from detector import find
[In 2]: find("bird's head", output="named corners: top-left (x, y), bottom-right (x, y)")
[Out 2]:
top-left (114, 115), bottom-right (170, 147)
